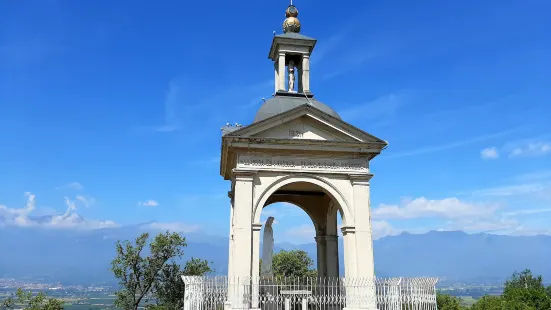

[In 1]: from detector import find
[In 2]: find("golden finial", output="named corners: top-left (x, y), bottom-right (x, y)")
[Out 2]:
top-left (283, 5), bottom-right (300, 33)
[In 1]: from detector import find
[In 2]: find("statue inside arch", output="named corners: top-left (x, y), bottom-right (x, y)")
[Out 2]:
top-left (261, 216), bottom-right (275, 277)
top-left (288, 61), bottom-right (295, 92)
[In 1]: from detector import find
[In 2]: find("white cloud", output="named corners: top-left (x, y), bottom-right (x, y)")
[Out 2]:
top-left (141, 221), bottom-right (200, 233)
top-left (387, 128), bottom-right (520, 158)
top-left (56, 182), bottom-right (83, 191)
top-left (481, 147), bottom-right (499, 159)
top-left (0, 193), bottom-right (118, 230)
top-left (156, 79), bottom-right (185, 132)
top-left (372, 220), bottom-right (402, 240)
top-left (76, 195), bottom-right (95, 207)
top-left (509, 141), bottom-right (551, 157)
top-left (139, 200), bottom-right (159, 207)
top-left (372, 197), bottom-right (498, 220)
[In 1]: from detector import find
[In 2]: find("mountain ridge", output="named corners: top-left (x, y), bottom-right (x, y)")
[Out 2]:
top-left (1, 226), bottom-right (549, 285)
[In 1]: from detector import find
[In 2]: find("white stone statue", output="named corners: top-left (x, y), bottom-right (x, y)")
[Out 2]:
top-left (288, 61), bottom-right (295, 92)
top-left (260, 216), bottom-right (275, 277)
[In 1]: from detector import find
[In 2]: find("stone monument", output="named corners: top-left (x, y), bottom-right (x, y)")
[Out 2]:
top-left (181, 4), bottom-right (439, 310)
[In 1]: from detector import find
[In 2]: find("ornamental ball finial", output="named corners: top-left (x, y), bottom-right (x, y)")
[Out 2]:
top-left (283, 5), bottom-right (301, 33)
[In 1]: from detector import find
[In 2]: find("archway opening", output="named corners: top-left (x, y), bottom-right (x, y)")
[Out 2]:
top-left (256, 179), bottom-right (345, 279)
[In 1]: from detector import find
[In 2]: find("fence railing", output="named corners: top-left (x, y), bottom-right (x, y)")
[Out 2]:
top-left (182, 276), bottom-right (439, 310)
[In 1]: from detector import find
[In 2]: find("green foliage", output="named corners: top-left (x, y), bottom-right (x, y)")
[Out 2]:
top-left (465, 269), bottom-right (551, 309)
top-left (110, 231), bottom-right (187, 310)
top-left (153, 258), bottom-right (214, 310)
top-left (436, 292), bottom-right (465, 310)
top-left (502, 269), bottom-right (551, 310)
top-left (272, 249), bottom-right (317, 279)
top-left (1, 288), bottom-right (64, 310)
top-left (182, 257), bottom-right (214, 276)
top-left (470, 295), bottom-right (505, 310)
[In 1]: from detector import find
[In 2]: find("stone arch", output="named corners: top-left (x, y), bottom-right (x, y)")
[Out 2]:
top-left (253, 173), bottom-right (352, 227)
top-left (262, 199), bottom-right (319, 232)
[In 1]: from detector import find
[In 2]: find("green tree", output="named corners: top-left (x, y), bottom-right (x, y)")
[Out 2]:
top-left (110, 231), bottom-right (187, 310)
top-left (152, 258), bottom-right (214, 310)
top-left (471, 295), bottom-right (505, 310)
top-left (1, 288), bottom-right (64, 310)
top-left (502, 269), bottom-right (551, 310)
top-left (435, 292), bottom-right (464, 310)
top-left (272, 249), bottom-right (317, 278)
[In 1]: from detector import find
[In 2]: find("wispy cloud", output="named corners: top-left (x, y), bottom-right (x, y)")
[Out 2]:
top-left (76, 195), bottom-right (95, 207)
top-left (56, 182), bottom-right (84, 191)
top-left (156, 79), bottom-right (186, 132)
top-left (140, 221), bottom-right (200, 233)
top-left (387, 128), bottom-right (521, 158)
top-left (339, 93), bottom-right (408, 123)
top-left (480, 147), bottom-right (499, 159)
top-left (139, 200), bottom-right (159, 207)
top-left (470, 183), bottom-right (551, 197)
top-left (0, 193), bottom-right (117, 230)
top-left (508, 140), bottom-right (551, 158)
top-left (373, 197), bottom-right (499, 220)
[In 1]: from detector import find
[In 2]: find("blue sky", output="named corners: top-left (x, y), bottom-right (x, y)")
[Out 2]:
top-left (1, 0), bottom-right (550, 244)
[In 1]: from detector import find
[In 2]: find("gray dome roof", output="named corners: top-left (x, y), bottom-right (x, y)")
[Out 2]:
top-left (254, 96), bottom-right (340, 123)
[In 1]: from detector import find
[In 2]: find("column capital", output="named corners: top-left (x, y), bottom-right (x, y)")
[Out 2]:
top-left (349, 173), bottom-right (373, 185)
top-left (315, 235), bottom-right (339, 242)
top-left (232, 169), bottom-right (256, 181)
top-left (252, 223), bottom-right (263, 231)
top-left (278, 51), bottom-right (286, 57)
top-left (302, 54), bottom-right (310, 59)
top-left (340, 225), bottom-right (356, 235)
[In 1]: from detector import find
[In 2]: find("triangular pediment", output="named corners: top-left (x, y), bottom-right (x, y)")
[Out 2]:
top-left (225, 105), bottom-right (387, 144)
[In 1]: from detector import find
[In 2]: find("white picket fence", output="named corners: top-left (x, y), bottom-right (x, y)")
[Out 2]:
top-left (182, 276), bottom-right (439, 310)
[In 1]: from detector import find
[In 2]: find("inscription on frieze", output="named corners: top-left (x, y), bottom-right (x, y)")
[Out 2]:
top-left (289, 130), bottom-right (304, 138)
top-left (237, 155), bottom-right (368, 173)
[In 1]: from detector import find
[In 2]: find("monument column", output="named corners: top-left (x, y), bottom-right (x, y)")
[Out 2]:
top-left (301, 55), bottom-right (310, 93)
top-left (274, 62), bottom-right (279, 93)
top-left (251, 222), bottom-right (262, 309)
top-left (278, 52), bottom-right (286, 91)
top-left (325, 202), bottom-right (340, 278)
top-left (349, 174), bottom-right (377, 310)
top-left (229, 170), bottom-right (255, 309)
top-left (349, 174), bottom-right (375, 278)
top-left (227, 191), bottom-right (235, 280)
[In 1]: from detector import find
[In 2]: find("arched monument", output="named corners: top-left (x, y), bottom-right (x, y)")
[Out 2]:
top-left (220, 4), bottom-right (388, 310)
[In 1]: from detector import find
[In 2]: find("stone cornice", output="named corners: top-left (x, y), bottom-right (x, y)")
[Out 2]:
top-left (340, 226), bottom-right (356, 235)
top-left (252, 223), bottom-right (263, 231)
top-left (232, 169), bottom-right (256, 181)
top-left (349, 173), bottom-right (373, 185)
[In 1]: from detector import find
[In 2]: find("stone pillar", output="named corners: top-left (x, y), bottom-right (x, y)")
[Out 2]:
top-left (227, 191), bottom-right (235, 279)
top-left (278, 52), bottom-right (286, 91)
top-left (251, 223), bottom-right (262, 309)
top-left (348, 174), bottom-right (377, 310)
top-left (274, 61), bottom-right (279, 93)
top-left (349, 174), bottom-right (375, 278)
top-left (229, 170), bottom-right (255, 309)
top-left (325, 235), bottom-right (339, 278)
top-left (341, 226), bottom-right (357, 279)
top-left (297, 64), bottom-right (303, 93)
top-left (325, 203), bottom-right (340, 278)
top-left (301, 55), bottom-right (310, 93)
top-left (314, 235), bottom-right (327, 278)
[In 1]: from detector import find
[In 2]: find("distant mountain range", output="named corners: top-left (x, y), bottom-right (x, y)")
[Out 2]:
top-left (1, 224), bottom-right (550, 285)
